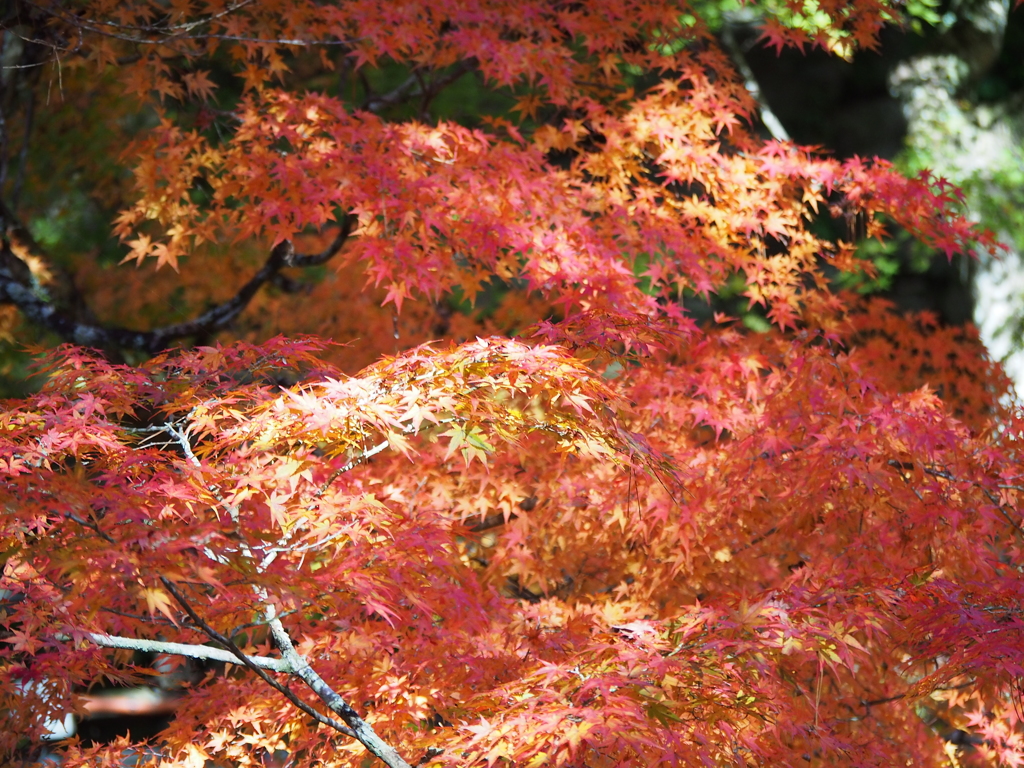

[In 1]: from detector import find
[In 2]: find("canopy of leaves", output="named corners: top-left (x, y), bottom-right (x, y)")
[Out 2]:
top-left (1, 1), bottom-right (1023, 767)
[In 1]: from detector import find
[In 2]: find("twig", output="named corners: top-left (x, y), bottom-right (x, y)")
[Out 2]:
top-left (25, 0), bottom-right (355, 50)
top-left (914, 462), bottom-right (1024, 538)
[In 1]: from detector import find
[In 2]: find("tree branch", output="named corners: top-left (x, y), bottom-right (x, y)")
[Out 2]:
top-left (79, 632), bottom-right (292, 672)
top-left (25, 0), bottom-right (354, 51)
top-left (719, 16), bottom-right (790, 143)
top-left (0, 202), bottom-right (355, 353)
top-left (158, 577), bottom-right (359, 740)
top-left (260, 601), bottom-right (413, 768)
top-left (11, 80), bottom-right (35, 211)
top-left (364, 60), bottom-right (476, 114)
top-left (889, 460), bottom-right (1024, 538)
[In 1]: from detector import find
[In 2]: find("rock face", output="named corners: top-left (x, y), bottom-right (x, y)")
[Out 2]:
top-left (727, 3), bottom-right (1021, 348)
top-left (740, 26), bottom-right (911, 160)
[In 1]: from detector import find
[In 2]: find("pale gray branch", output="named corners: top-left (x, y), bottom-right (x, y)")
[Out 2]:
top-left (80, 632), bottom-right (292, 672)
top-left (262, 602), bottom-right (413, 768)
top-left (720, 18), bottom-right (791, 142)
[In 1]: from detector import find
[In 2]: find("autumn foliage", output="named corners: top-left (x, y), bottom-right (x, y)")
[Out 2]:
top-left (2, 1), bottom-right (1024, 767)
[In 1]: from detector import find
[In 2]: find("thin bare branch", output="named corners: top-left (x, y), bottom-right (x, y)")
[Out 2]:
top-left (24, 0), bottom-right (355, 50)
top-left (364, 60), bottom-right (476, 114)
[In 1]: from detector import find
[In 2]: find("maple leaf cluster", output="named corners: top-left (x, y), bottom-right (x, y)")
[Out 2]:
top-left (1, 1), bottom-right (1022, 767)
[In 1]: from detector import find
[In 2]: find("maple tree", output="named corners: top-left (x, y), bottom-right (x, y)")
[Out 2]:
top-left (2, 1), bottom-right (1024, 766)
